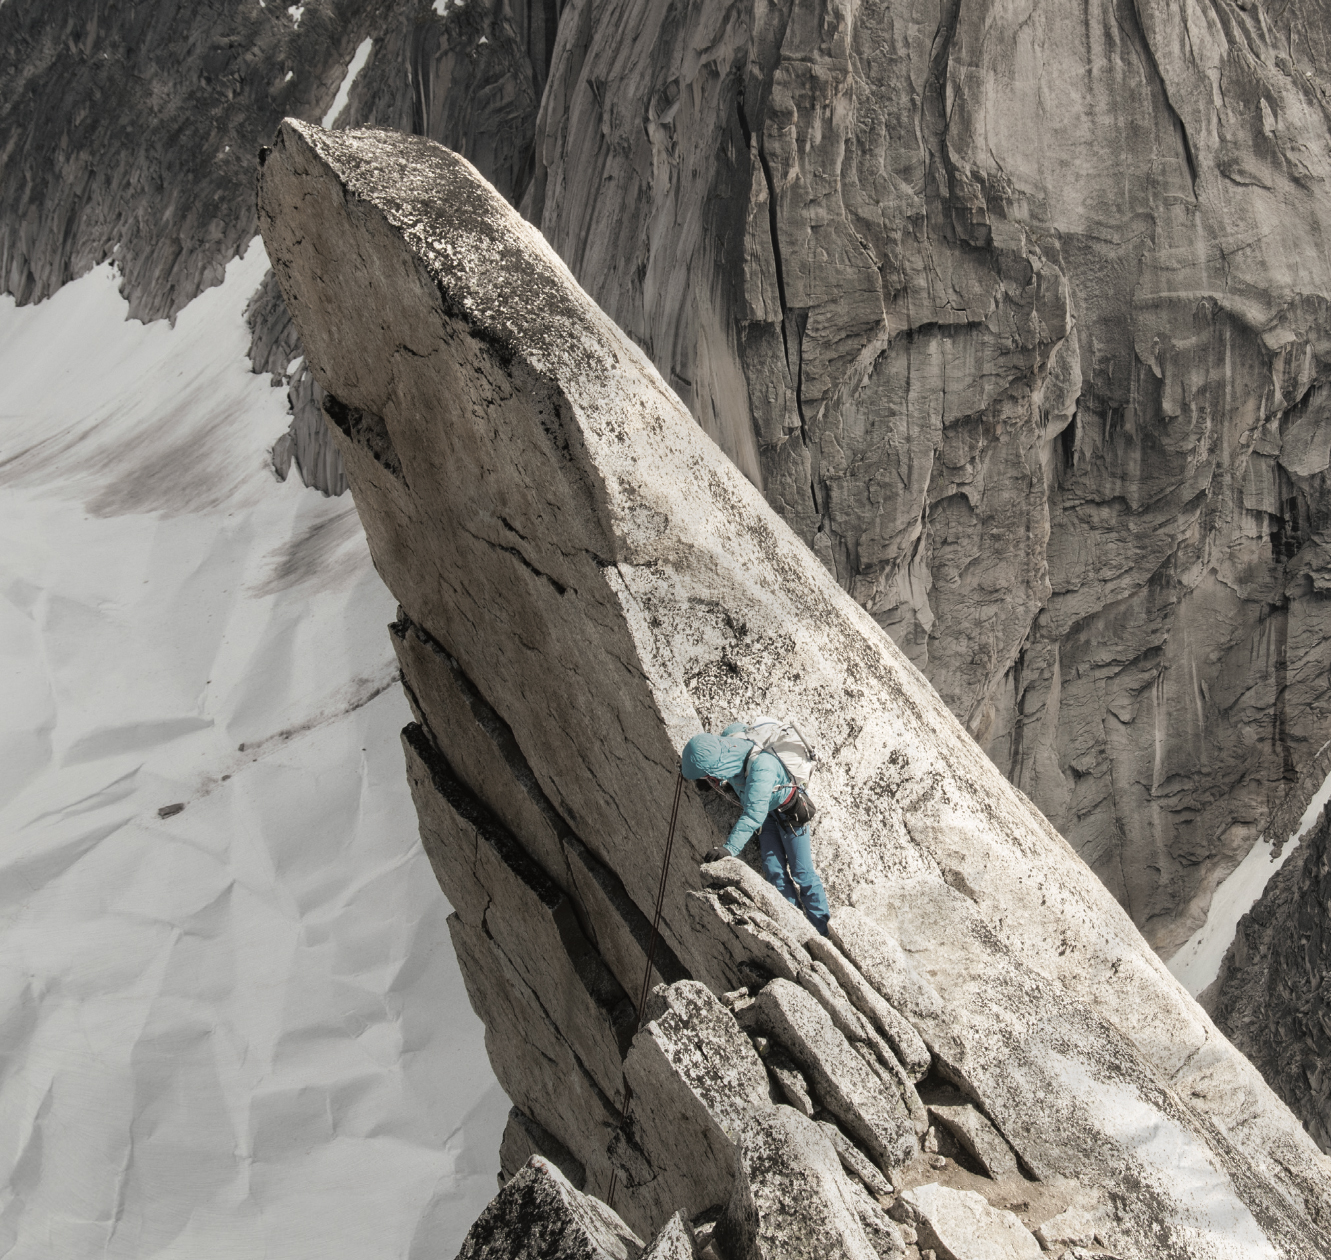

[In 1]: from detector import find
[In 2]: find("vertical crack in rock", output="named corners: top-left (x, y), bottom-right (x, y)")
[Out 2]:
top-left (258, 120), bottom-right (1331, 1254)
top-left (736, 87), bottom-right (818, 518)
top-left (402, 720), bottom-right (638, 1072)
top-left (921, 0), bottom-right (964, 232)
top-left (1125, 0), bottom-right (1200, 198)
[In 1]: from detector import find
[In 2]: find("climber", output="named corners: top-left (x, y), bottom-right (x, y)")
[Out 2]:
top-left (680, 724), bottom-right (830, 936)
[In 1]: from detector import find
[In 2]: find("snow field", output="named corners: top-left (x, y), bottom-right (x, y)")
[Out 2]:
top-left (0, 245), bottom-right (504, 1257)
top-left (323, 38), bottom-right (373, 129)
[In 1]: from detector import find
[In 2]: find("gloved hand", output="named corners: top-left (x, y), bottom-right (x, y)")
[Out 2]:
top-left (701, 845), bottom-right (731, 865)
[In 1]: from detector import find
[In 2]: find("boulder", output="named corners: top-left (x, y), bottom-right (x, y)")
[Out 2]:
top-left (456, 1155), bottom-right (643, 1260)
top-left (804, 934), bottom-right (932, 1082)
top-left (500, 1107), bottom-right (587, 1190)
top-left (687, 884), bottom-right (807, 989)
top-left (816, 1120), bottom-right (894, 1199)
top-left (619, 982), bottom-right (773, 1226)
top-left (642, 1213), bottom-right (697, 1260)
top-left (1032, 1200), bottom-right (1104, 1253)
top-left (842, 1180), bottom-right (906, 1259)
top-left (899, 1183), bottom-right (1041, 1260)
top-left (719, 1107), bottom-right (892, 1260)
top-left (702, 856), bottom-right (818, 948)
top-left (798, 962), bottom-right (928, 1134)
top-left (765, 1050), bottom-right (815, 1118)
top-left (749, 979), bottom-right (917, 1173)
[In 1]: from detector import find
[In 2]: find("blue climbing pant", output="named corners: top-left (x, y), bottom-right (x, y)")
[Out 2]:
top-left (758, 813), bottom-right (830, 936)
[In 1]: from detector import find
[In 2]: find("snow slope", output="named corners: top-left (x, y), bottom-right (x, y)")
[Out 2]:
top-left (0, 246), bottom-right (504, 1258)
top-left (1167, 765), bottom-right (1331, 996)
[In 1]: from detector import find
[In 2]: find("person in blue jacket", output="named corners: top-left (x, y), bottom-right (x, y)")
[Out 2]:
top-left (680, 723), bottom-right (830, 936)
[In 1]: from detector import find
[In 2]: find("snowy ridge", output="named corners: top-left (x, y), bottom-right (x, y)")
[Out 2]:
top-left (0, 247), bottom-right (501, 1257)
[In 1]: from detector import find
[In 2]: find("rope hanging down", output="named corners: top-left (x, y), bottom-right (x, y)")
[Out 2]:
top-left (606, 769), bottom-right (685, 1210)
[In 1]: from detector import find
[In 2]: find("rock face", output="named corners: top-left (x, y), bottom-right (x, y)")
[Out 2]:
top-left (899, 1182), bottom-right (1041, 1260)
top-left (456, 1156), bottom-right (646, 1260)
top-left (258, 120), bottom-right (1331, 1256)
top-left (524, 0), bottom-right (1331, 957)
top-left (1208, 801), bottom-right (1331, 1152)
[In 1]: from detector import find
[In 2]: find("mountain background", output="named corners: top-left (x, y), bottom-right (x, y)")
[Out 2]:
top-left (3, 0), bottom-right (1331, 1252)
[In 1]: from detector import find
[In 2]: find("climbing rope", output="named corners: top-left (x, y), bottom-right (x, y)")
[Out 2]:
top-left (606, 768), bottom-right (685, 1210)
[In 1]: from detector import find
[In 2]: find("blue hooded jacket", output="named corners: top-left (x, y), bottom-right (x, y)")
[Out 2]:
top-left (681, 728), bottom-right (794, 854)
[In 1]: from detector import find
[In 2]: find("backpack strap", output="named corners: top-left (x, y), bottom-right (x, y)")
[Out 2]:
top-left (741, 742), bottom-right (793, 789)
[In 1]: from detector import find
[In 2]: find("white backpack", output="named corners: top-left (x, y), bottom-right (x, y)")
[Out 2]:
top-left (738, 716), bottom-right (818, 787)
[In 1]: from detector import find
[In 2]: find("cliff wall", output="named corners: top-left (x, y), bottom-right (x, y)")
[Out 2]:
top-left (1207, 802), bottom-right (1331, 1153)
top-left (524, 0), bottom-right (1331, 956)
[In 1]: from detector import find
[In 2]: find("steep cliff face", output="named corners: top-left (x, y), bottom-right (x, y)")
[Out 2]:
top-left (524, 0), bottom-right (1331, 956)
top-left (259, 119), bottom-right (1331, 1257)
top-left (1208, 806), bottom-right (1331, 1152)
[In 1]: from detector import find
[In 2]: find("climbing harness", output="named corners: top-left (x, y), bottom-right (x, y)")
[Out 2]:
top-left (606, 768), bottom-right (684, 1210)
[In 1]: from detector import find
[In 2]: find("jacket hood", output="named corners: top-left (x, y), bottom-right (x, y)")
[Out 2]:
top-left (681, 732), bottom-right (751, 781)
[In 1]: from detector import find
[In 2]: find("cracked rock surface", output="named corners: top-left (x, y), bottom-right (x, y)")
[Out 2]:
top-left (456, 1156), bottom-right (645, 1260)
top-left (719, 1106), bottom-right (902, 1260)
top-left (899, 1182), bottom-right (1042, 1260)
top-left (258, 120), bottom-right (1331, 1256)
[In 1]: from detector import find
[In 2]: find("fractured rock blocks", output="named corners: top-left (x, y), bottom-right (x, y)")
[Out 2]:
top-left (618, 981), bottom-right (772, 1227)
top-left (925, 1105), bottom-right (1018, 1181)
top-left (456, 1156), bottom-right (644, 1260)
top-left (899, 1183), bottom-right (1041, 1260)
top-left (719, 1107), bottom-right (904, 1260)
top-left (747, 979), bottom-right (917, 1173)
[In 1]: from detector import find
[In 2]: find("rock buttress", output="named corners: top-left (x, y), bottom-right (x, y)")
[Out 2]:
top-left (258, 120), bottom-right (1331, 1254)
